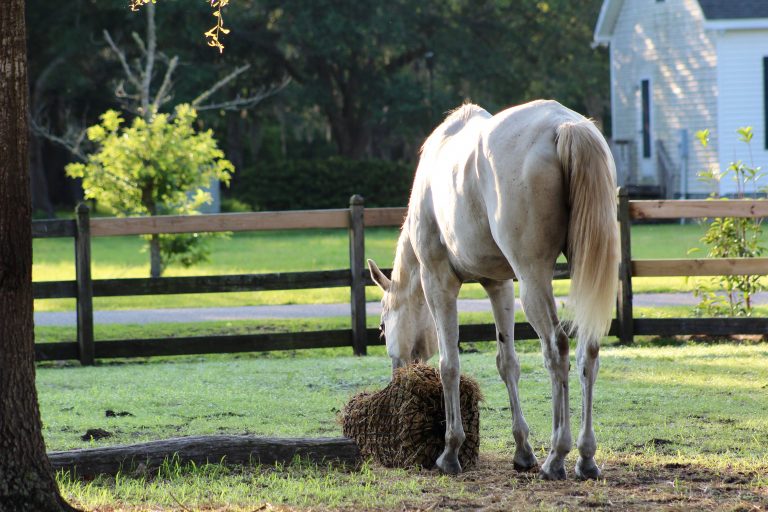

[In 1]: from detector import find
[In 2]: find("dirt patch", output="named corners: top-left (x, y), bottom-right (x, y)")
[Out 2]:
top-left (400, 454), bottom-right (768, 511)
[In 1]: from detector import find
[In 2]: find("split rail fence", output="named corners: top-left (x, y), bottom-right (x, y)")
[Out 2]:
top-left (33, 190), bottom-right (768, 365)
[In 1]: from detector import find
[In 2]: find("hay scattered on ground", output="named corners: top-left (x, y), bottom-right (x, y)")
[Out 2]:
top-left (341, 363), bottom-right (482, 469)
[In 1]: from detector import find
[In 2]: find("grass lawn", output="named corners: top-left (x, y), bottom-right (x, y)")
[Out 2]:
top-left (42, 339), bottom-right (768, 511)
top-left (33, 223), bottom-right (741, 313)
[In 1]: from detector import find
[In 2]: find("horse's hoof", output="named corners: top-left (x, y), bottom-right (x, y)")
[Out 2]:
top-left (538, 465), bottom-right (566, 480)
top-left (435, 452), bottom-right (462, 475)
top-left (575, 458), bottom-right (602, 480)
top-left (512, 451), bottom-right (539, 472)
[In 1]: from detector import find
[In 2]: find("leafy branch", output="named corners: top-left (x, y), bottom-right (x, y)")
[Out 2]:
top-left (690, 127), bottom-right (765, 317)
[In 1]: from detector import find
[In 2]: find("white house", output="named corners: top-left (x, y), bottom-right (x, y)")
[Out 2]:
top-left (594, 0), bottom-right (768, 197)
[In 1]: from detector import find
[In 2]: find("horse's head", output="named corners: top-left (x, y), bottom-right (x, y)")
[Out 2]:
top-left (367, 259), bottom-right (438, 375)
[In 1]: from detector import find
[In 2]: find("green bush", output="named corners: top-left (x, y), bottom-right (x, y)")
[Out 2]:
top-left (232, 157), bottom-right (414, 210)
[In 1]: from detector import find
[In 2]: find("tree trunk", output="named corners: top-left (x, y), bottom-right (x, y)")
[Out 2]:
top-left (0, 1), bottom-right (80, 510)
top-left (29, 133), bottom-right (55, 217)
top-left (149, 233), bottom-right (163, 278)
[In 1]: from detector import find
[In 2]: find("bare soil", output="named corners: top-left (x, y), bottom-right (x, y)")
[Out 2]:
top-left (404, 454), bottom-right (768, 512)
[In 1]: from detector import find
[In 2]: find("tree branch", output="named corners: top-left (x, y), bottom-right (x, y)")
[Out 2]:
top-left (140, 2), bottom-right (157, 118)
top-left (192, 76), bottom-right (290, 112)
top-left (152, 55), bottom-right (179, 111)
top-left (103, 30), bottom-right (142, 90)
top-left (190, 64), bottom-right (251, 108)
top-left (29, 117), bottom-right (88, 162)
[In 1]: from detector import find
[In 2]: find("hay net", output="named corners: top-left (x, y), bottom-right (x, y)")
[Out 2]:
top-left (340, 363), bottom-right (482, 469)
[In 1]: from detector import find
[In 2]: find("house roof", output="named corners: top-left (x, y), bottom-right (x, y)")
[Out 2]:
top-left (594, 0), bottom-right (768, 46)
top-left (697, 0), bottom-right (768, 20)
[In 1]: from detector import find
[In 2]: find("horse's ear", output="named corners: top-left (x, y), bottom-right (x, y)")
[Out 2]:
top-left (367, 259), bottom-right (391, 291)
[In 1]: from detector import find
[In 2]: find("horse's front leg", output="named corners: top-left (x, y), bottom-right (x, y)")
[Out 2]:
top-left (575, 339), bottom-right (601, 479)
top-left (421, 270), bottom-right (463, 474)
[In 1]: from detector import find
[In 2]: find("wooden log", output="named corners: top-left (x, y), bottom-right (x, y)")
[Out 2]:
top-left (630, 199), bottom-right (768, 220)
top-left (48, 435), bottom-right (361, 477)
top-left (633, 258), bottom-right (768, 277)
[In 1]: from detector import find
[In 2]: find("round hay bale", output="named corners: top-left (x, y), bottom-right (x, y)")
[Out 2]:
top-left (340, 363), bottom-right (482, 469)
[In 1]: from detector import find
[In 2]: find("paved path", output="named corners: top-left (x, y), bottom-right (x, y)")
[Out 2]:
top-left (33, 292), bottom-right (768, 327)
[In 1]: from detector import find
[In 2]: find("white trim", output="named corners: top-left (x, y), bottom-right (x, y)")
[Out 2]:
top-left (593, 0), bottom-right (625, 47)
top-left (609, 44), bottom-right (616, 135)
top-left (704, 18), bottom-right (768, 32)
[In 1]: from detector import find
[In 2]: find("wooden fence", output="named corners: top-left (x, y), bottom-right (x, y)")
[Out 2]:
top-left (33, 190), bottom-right (768, 364)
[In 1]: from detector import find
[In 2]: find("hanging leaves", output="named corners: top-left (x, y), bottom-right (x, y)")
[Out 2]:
top-left (205, 0), bottom-right (230, 53)
top-left (130, 0), bottom-right (230, 53)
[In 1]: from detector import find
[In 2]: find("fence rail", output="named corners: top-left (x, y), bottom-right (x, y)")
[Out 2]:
top-left (33, 191), bottom-right (768, 363)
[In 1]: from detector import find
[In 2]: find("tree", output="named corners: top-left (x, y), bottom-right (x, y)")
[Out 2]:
top-left (0, 0), bottom-right (80, 510)
top-left (66, 105), bottom-right (235, 278)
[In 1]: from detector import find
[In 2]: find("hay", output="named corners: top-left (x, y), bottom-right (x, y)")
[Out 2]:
top-left (340, 363), bottom-right (482, 469)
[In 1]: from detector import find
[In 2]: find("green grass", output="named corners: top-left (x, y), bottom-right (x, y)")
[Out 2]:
top-left (43, 341), bottom-right (768, 510)
top-left (33, 223), bottom-right (738, 313)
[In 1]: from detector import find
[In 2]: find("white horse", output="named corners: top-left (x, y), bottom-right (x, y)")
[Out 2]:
top-left (367, 100), bottom-right (618, 480)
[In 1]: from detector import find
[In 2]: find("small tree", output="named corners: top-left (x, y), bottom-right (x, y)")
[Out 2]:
top-left (66, 103), bottom-right (234, 277)
top-left (690, 127), bottom-right (766, 316)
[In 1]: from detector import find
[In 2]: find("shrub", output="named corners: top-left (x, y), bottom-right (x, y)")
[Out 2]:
top-left (690, 127), bottom-right (766, 316)
top-left (232, 157), bottom-right (414, 210)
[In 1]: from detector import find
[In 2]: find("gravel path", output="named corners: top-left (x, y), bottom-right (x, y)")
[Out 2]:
top-left (33, 292), bottom-right (768, 327)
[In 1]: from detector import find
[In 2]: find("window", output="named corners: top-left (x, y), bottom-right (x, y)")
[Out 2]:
top-left (641, 79), bottom-right (651, 158)
top-left (764, 57), bottom-right (768, 149)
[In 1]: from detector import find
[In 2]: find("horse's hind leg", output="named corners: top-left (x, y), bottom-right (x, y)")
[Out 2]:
top-left (482, 279), bottom-right (538, 471)
top-left (420, 268), bottom-right (464, 474)
top-left (575, 338), bottom-right (601, 479)
top-left (518, 272), bottom-right (572, 480)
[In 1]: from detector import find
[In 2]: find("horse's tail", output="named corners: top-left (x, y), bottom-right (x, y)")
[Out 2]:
top-left (556, 119), bottom-right (619, 344)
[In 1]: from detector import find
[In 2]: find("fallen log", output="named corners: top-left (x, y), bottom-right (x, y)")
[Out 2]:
top-left (48, 435), bottom-right (361, 477)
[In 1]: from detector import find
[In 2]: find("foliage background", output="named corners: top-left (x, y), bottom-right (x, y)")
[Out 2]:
top-left (26, 0), bottom-right (607, 214)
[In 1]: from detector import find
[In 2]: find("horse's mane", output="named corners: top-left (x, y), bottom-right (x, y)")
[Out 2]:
top-left (384, 230), bottom-right (416, 311)
top-left (420, 103), bottom-right (490, 156)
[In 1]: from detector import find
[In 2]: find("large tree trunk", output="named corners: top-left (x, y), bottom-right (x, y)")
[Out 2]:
top-left (29, 133), bottom-right (55, 217)
top-left (0, 2), bottom-right (79, 510)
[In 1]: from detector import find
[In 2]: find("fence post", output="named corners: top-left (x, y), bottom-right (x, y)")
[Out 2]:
top-left (348, 195), bottom-right (367, 356)
top-left (75, 203), bottom-right (95, 365)
top-left (616, 187), bottom-right (634, 344)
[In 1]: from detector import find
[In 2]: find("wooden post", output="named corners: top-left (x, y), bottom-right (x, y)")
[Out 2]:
top-left (348, 195), bottom-right (367, 356)
top-left (616, 188), bottom-right (634, 344)
top-left (75, 203), bottom-right (95, 365)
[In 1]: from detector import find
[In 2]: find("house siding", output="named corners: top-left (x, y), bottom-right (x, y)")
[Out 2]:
top-left (609, 0), bottom-right (718, 196)
top-left (713, 30), bottom-right (768, 196)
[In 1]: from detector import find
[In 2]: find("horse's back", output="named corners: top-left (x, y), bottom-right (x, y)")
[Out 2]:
top-left (413, 100), bottom-right (577, 281)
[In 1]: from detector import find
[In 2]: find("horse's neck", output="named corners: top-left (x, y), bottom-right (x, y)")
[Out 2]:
top-left (391, 229), bottom-right (422, 300)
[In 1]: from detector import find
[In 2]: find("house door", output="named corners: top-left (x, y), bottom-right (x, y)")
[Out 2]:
top-left (637, 78), bottom-right (655, 179)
